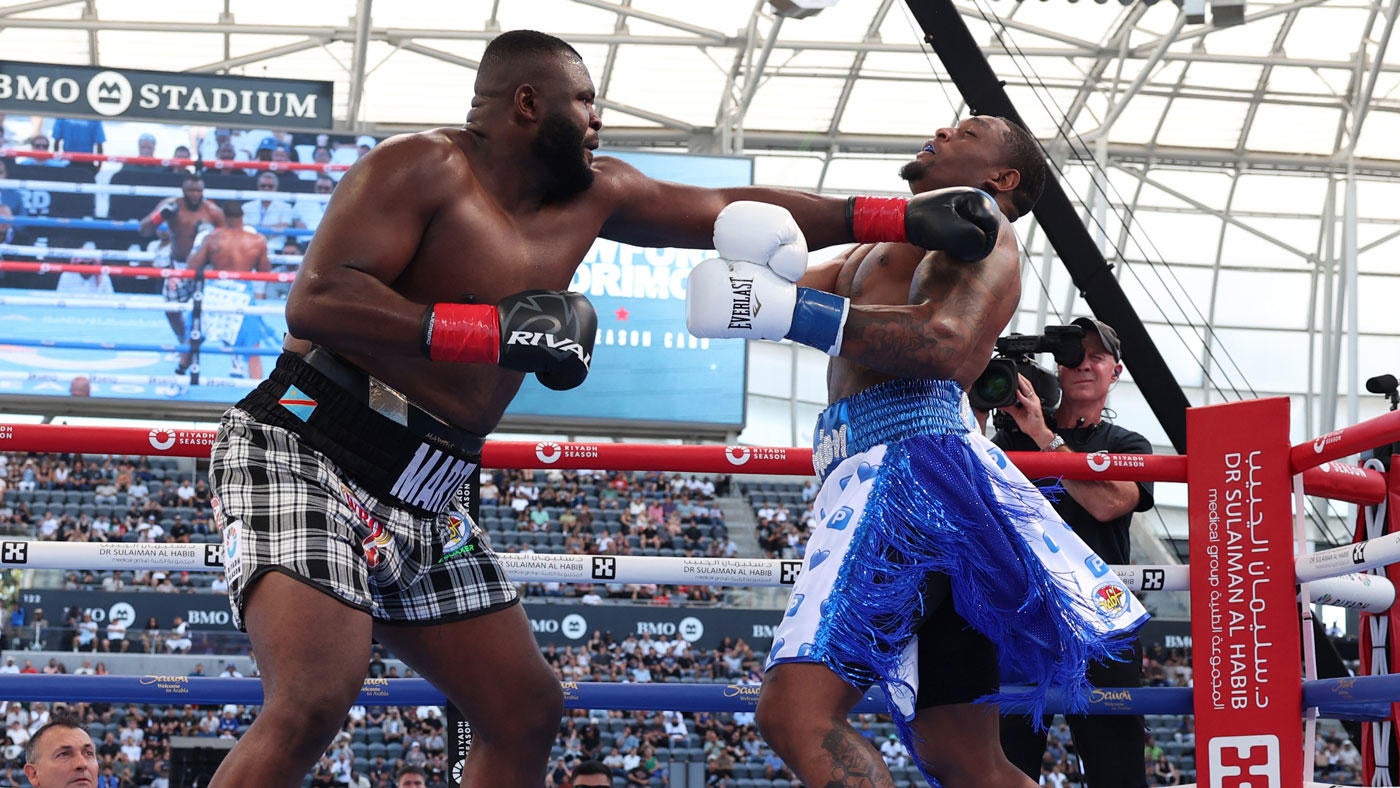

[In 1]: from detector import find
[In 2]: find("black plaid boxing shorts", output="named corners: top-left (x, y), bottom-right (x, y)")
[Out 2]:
top-left (209, 347), bottom-right (517, 629)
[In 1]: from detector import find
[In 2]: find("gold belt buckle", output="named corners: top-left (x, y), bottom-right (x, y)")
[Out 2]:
top-left (367, 376), bottom-right (409, 426)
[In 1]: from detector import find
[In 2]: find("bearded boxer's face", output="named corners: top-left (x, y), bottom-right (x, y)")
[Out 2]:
top-left (898, 156), bottom-right (930, 186)
top-left (900, 116), bottom-right (1009, 195)
top-left (182, 181), bottom-right (205, 208)
top-left (534, 107), bottom-right (595, 201)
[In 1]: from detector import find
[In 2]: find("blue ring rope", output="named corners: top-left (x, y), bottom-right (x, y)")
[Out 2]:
top-left (0, 676), bottom-right (1387, 720)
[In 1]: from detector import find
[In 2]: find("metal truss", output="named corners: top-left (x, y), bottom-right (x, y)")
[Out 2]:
top-left (2, 0), bottom-right (1397, 436)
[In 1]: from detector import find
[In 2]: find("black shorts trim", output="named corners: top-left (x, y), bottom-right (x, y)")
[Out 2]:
top-left (236, 349), bottom-right (483, 516)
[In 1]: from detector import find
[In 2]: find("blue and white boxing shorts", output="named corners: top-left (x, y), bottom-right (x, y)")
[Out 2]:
top-left (765, 379), bottom-right (1148, 750)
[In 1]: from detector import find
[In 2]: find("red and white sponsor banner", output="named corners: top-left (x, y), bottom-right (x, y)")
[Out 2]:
top-left (1291, 409), bottom-right (1400, 472)
top-left (1188, 397), bottom-right (1301, 787)
top-left (0, 261), bottom-right (296, 283)
top-left (0, 423), bottom-right (1386, 505)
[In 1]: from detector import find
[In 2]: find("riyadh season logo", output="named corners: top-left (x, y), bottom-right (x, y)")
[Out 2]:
top-left (1319, 461), bottom-right (1368, 478)
top-left (532, 442), bottom-right (598, 465)
top-left (535, 442), bottom-right (562, 464)
top-left (1086, 453), bottom-right (1145, 473)
top-left (1313, 430), bottom-right (1344, 455)
top-left (724, 446), bottom-right (788, 466)
top-left (87, 70), bottom-right (133, 116)
top-left (148, 429), bottom-right (177, 451)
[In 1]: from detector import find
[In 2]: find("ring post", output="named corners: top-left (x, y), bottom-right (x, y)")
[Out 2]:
top-left (1360, 457), bottom-right (1400, 783)
top-left (1188, 397), bottom-right (1302, 785)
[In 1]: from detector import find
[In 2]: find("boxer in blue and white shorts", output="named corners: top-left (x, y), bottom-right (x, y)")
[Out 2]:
top-left (688, 117), bottom-right (1146, 787)
top-left (767, 379), bottom-right (1146, 774)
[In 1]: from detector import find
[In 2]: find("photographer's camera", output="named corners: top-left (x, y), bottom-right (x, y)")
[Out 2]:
top-left (970, 325), bottom-right (1085, 431)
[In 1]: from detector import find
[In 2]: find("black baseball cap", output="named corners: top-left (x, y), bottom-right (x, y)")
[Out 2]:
top-left (1071, 317), bottom-right (1121, 361)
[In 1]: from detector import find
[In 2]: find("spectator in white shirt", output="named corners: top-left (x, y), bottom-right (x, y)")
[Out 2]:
top-left (176, 478), bottom-right (196, 503)
top-left (165, 616), bottom-right (192, 654)
top-left (56, 268), bottom-right (114, 295)
top-left (72, 612), bottom-right (98, 651)
top-left (241, 171), bottom-right (301, 251)
top-left (293, 176), bottom-right (335, 232)
top-left (879, 734), bottom-right (909, 768)
top-left (104, 617), bottom-right (128, 652)
top-left (296, 145), bottom-right (332, 180)
top-left (5, 720), bottom-right (28, 750)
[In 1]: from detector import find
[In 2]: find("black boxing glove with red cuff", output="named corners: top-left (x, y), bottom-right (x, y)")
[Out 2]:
top-left (148, 202), bottom-right (178, 226)
top-left (421, 290), bottom-right (597, 391)
top-left (846, 186), bottom-right (1001, 262)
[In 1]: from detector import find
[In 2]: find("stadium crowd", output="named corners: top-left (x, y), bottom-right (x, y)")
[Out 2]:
top-left (0, 447), bottom-right (1376, 785)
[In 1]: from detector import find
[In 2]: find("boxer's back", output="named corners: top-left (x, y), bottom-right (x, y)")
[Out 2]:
top-left (201, 227), bottom-right (267, 273)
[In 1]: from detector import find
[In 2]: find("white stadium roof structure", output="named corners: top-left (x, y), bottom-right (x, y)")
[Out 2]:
top-left (3, 0), bottom-right (1398, 545)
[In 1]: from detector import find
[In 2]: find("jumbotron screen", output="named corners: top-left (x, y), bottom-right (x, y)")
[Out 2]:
top-left (0, 123), bottom-right (751, 430)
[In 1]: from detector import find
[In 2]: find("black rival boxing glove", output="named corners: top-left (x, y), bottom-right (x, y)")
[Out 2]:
top-left (149, 201), bottom-right (179, 226)
top-left (846, 186), bottom-right (1001, 261)
top-left (421, 290), bottom-right (597, 391)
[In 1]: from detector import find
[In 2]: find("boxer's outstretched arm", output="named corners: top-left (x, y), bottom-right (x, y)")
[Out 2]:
top-left (283, 134), bottom-right (451, 357)
top-left (595, 157), bottom-right (852, 250)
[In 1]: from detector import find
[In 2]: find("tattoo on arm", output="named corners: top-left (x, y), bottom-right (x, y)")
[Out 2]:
top-left (820, 727), bottom-right (896, 788)
top-left (841, 272), bottom-right (998, 379)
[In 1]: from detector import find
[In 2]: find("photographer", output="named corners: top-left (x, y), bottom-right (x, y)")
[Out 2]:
top-left (990, 317), bottom-right (1156, 788)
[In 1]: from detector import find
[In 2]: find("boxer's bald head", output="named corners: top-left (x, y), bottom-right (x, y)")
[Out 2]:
top-left (475, 30), bottom-right (585, 100)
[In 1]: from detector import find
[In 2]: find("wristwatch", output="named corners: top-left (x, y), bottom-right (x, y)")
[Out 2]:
top-left (1042, 434), bottom-right (1066, 452)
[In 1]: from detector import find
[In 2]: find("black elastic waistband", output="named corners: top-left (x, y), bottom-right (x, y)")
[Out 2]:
top-left (236, 349), bottom-right (482, 516)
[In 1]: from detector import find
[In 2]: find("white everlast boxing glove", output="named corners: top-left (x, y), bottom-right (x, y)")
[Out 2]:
top-left (685, 258), bottom-right (850, 356)
top-left (713, 201), bottom-right (809, 282)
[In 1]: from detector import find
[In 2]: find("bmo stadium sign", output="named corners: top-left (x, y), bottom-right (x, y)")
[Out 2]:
top-left (0, 61), bottom-right (332, 129)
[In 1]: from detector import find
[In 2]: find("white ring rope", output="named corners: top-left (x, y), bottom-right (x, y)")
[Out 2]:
top-left (1300, 533), bottom-right (1400, 582)
top-left (0, 177), bottom-right (329, 206)
top-left (0, 542), bottom-right (1390, 611)
top-left (0, 370), bottom-right (251, 388)
top-left (0, 292), bottom-right (287, 315)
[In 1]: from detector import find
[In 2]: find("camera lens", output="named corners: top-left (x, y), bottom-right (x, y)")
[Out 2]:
top-left (969, 358), bottom-right (1020, 410)
top-left (974, 371), bottom-right (1013, 404)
